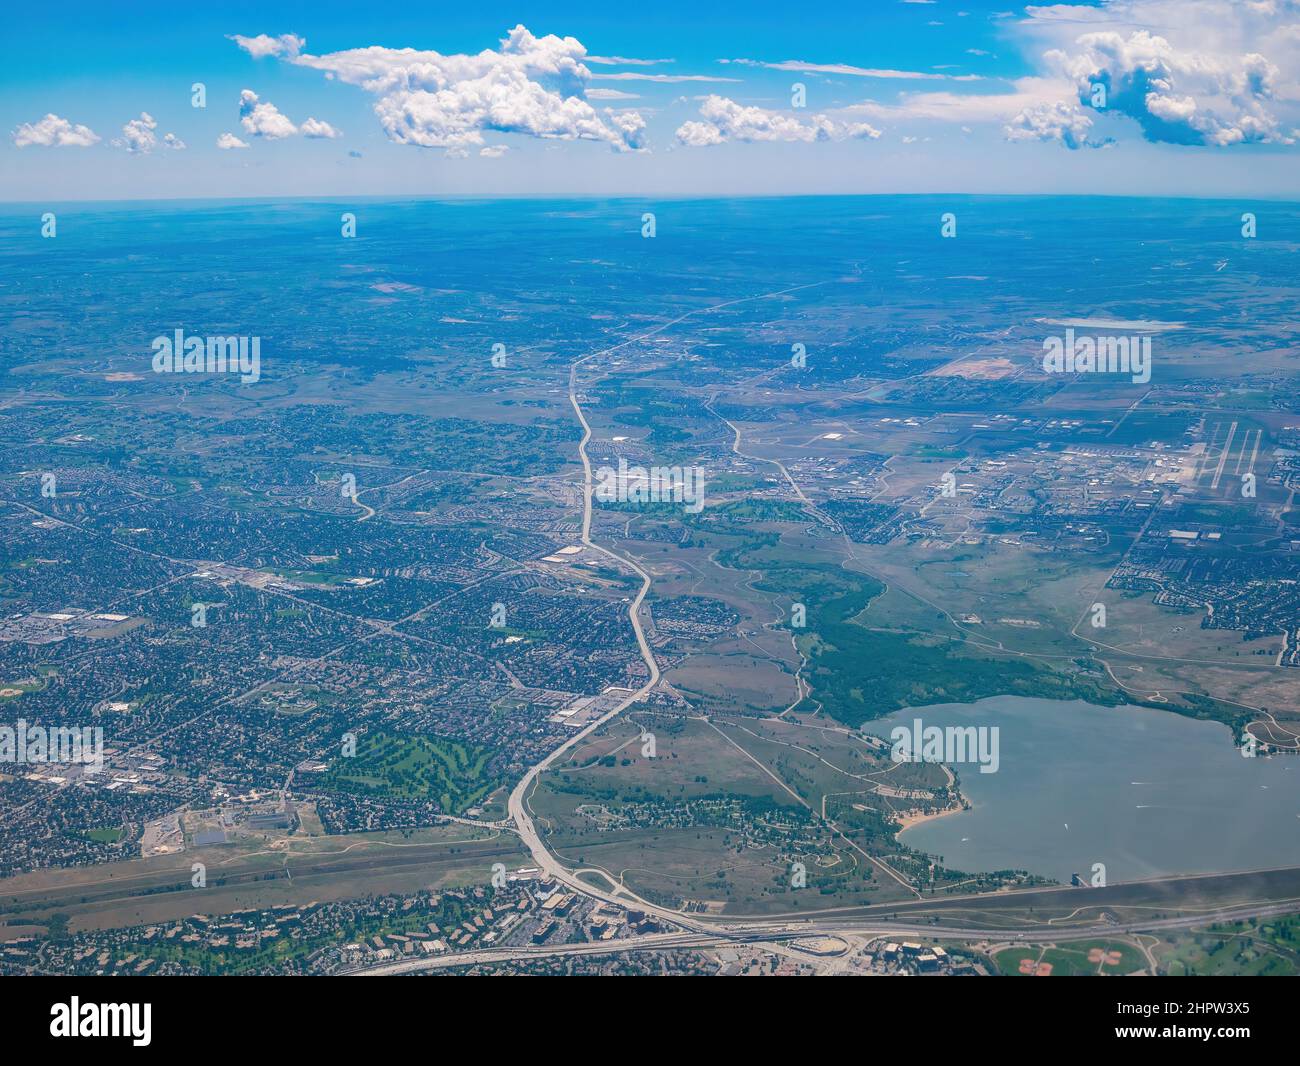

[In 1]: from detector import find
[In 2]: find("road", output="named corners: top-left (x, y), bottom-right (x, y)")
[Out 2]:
top-left (505, 288), bottom-right (827, 931)
top-left (344, 897), bottom-right (1300, 975)
top-left (502, 341), bottom-right (669, 925)
top-left (486, 293), bottom-right (1300, 972)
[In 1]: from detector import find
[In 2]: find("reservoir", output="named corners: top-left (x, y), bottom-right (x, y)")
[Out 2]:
top-left (865, 696), bottom-right (1300, 884)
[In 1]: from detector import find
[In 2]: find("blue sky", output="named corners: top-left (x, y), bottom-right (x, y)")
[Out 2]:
top-left (5, 0), bottom-right (1300, 200)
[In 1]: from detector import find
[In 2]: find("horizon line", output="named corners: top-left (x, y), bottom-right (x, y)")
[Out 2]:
top-left (2, 190), bottom-right (1298, 208)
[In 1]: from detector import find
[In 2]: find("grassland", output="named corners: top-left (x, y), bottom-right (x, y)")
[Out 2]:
top-left (0, 824), bottom-right (519, 938)
top-left (704, 528), bottom-right (1122, 725)
top-left (532, 714), bottom-right (911, 912)
top-left (530, 706), bottom-right (1013, 913)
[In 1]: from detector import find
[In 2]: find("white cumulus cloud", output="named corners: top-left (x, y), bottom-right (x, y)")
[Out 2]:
top-left (12, 113), bottom-right (100, 148)
top-left (676, 95), bottom-right (882, 145)
top-left (1002, 1), bottom-right (1300, 148)
top-left (113, 112), bottom-right (186, 153)
top-left (837, 0), bottom-right (1300, 151)
top-left (239, 89), bottom-right (298, 138)
top-left (216, 132), bottom-right (250, 149)
top-left (241, 24), bottom-right (648, 153)
top-left (1046, 28), bottom-right (1293, 146)
top-left (229, 33), bottom-right (305, 59)
top-left (1004, 100), bottom-right (1110, 147)
top-left (299, 116), bottom-right (342, 138)
top-left (606, 108), bottom-right (647, 149)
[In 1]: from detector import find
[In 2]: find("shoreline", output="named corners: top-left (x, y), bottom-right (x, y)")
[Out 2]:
top-left (893, 801), bottom-right (967, 834)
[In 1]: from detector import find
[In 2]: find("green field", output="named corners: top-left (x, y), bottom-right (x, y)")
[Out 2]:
top-left (1155, 913), bottom-right (1300, 976)
top-left (316, 731), bottom-right (498, 815)
top-left (994, 939), bottom-right (1146, 976)
top-left (81, 828), bottom-right (124, 844)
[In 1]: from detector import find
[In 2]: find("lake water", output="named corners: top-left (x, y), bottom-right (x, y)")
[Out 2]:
top-left (864, 696), bottom-right (1300, 884)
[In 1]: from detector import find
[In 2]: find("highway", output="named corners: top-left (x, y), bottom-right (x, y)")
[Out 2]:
top-left (504, 292), bottom-right (824, 934)
top-left (346, 898), bottom-right (1300, 975)
top-left (481, 302), bottom-right (1300, 978)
